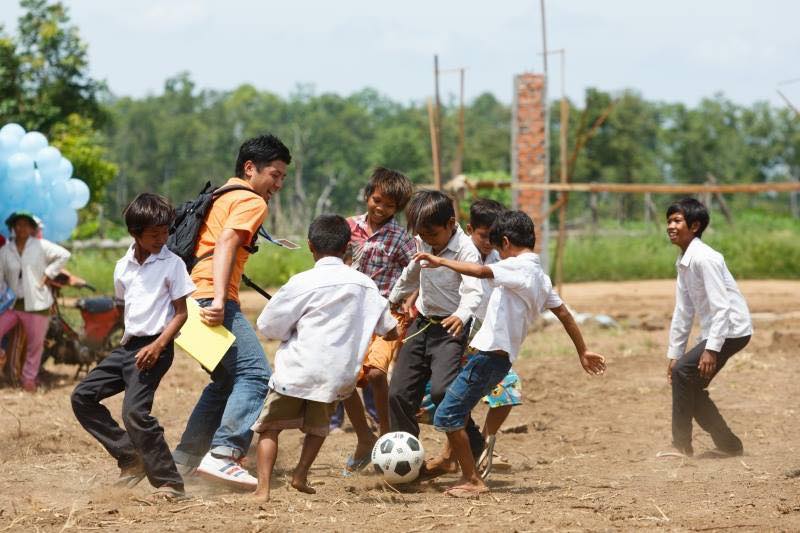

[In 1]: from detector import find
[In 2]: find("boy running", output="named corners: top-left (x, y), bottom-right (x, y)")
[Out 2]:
top-left (342, 168), bottom-right (415, 471)
top-left (251, 215), bottom-right (397, 500)
top-left (414, 210), bottom-right (606, 498)
top-left (72, 194), bottom-right (196, 501)
top-left (664, 198), bottom-right (752, 458)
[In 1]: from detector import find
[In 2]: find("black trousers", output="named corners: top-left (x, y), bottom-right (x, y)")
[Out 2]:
top-left (388, 316), bottom-right (485, 456)
top-left (71, 335), bottom-right (183, 490)
top-left (671, 335), bottom-right (751, 454)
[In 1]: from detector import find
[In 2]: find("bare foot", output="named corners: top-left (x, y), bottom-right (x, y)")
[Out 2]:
top-left (444, 480), bottom-right (489, 499)
top-left (291, 478), bottom-right (316, 494)
top-left (352, 435), bottom-right (377, 462)
top-left (248, 489), bottom-right (270, 502)
top-left (424, 454), bottom-right (458, 473)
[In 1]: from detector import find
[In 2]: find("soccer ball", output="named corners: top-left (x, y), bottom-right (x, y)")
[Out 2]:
top-left (371, 431), bottom-right (425, 484)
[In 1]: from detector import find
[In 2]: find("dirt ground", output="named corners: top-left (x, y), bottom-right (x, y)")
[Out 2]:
top-left (1, 279), bottom-right (799, 532)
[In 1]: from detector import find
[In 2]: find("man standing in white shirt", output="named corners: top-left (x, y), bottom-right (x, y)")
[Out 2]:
top-left (251, 214), bottom-right (397, 501)
top-left (665, 198), bottom-right (752, 458)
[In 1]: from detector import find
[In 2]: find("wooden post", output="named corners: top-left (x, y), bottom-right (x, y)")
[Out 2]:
top-left (553, 49), bottom-right (569, 293)
top-left (453, 67), bottom-right (465, 178)
top-left (791, 175), bottom-right (800, 219)
top-left (706, 173), bottom-right (734, 225)
top-left (589, 191), bottom-right (598, 225)
top-left (427, 98), bottom-right (442, 190)
top-left (433, 55), bottom-right (443, 189)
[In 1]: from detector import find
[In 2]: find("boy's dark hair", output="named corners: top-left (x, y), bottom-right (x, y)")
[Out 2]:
top-left (666, 197), bottom-right (710, 238)
top-left (364, 167), bottom-right (414, 211)
top-left (469, 198), bottom-right (504, 229)
top-left (489, 210), bottom-right (536, 249)
top-left (124, 193), bottom-right (176, 236)
top-left (308, 214), bottom-right (351, 256)
top-left (405, 190), bottom-right (455, 232)
top-left (234, 134), bottom-right (292, 178)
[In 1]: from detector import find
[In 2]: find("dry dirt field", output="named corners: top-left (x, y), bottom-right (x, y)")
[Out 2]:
top-left (1, 280), bottom-right (799, 532)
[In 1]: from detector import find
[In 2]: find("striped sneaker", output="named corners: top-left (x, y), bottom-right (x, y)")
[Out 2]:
top-left (196, 453), bottom-right (257, 489)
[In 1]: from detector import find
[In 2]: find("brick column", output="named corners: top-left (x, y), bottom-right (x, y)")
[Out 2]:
top-left (511, 73), bottom-right (549, 259)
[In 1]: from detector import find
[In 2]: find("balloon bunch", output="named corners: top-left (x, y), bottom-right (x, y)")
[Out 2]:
top-left (0, 123), bottom-right (90, 242)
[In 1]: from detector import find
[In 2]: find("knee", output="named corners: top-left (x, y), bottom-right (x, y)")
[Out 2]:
top-left (429, 384), bottom-right (448, 407)
top-left (122, 407), bottom-right (153, 432)
top-left (70, 385), bottom-right (92, 413)
top-left (366, 368), bottom-right (386, 385)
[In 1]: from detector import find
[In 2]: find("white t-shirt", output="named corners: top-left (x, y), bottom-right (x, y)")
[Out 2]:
top-left (257, 256), bottom-right (397, 403)
top-left (114, 245), bottom-right (196, 344)
top-left (474, 249), bottom-right (500, 322)
top-left (470, 253), bottom-right (562, 362)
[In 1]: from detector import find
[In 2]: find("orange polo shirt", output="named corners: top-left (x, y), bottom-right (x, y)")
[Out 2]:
top-left (191, 177), bottom-right (268, 303)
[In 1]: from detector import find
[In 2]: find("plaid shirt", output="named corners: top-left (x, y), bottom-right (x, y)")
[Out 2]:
top-left (347, 214), bottom-right (416, 297)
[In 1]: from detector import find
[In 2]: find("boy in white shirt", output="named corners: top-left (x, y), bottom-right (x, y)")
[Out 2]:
top-left (414, 210), bottom-right (606, 498)
top-left (251, 214), bottom-right (397, 501)
top-left (665, 198), bottom-right (752, 458)
top-left (71, 193), bottom-right (196, 501)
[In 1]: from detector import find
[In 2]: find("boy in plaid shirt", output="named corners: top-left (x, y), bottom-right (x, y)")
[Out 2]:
top-left (342, 167), bottom-right (415, 472)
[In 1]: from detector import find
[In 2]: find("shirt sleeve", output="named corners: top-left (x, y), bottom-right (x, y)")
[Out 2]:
top-left (167, 259), bottom-right (197, 301)
top-left (452, 246), bottom-right (484, 324)
top-left (488, 258), bottom-right (527, 291)
top-left (388, 237), bottom-right (422, 304)
top-left (256, 283), bottom-right (300, 342)
top-left (224, 194), bottom-right (268, 243)
top-left (41, 239), bottom-right (71, 279)
top-left (394, 232), bottom-right (417, 269)
top-left (667, 272), bottom-right (695, 359)
top-left (373, 301), bottom-right (398, 337)
top-left (698, 257), bottom-right (732, 352)
top-left (113, 263), bottom-right (125, 301)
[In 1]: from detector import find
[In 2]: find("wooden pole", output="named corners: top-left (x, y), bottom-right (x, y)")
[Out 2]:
top-left (554, 49), bottom-right (568, 293)
top-left (706, 173), bottom-right (734, 225)
top-left (539, 0), bottom-right (551, 272)
top-left (454, 67), bottom-right (465, 177)
top-left (467, 180), bottom-right (800, 194)
top-left (427, 98), bottom-right (442, 190)
top-left (433, 55), bottom-right (443, 189)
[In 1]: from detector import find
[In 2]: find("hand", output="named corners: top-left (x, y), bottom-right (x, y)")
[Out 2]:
top-left (667, 359), bottom-right (677, 385)
top-left (402, 292), bottom-right (419, 318)
top-left (697, 350), bottom-right (717, 379)
top-left (412, 252), bottom-right (443, 268)
top-left (200, 299), bottom-right (225, 327)
top-left (579, 351), bottom-right (606, 375)
top-left (135, 342), bottom-right (164, 370)
top-left (440, 315), bottom-right (463, 337)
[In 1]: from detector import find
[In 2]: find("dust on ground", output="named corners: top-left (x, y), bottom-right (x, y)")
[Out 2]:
top-left (1, 280), bottom-right (799, 532)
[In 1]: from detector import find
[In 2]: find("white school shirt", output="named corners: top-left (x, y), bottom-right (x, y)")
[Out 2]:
top-left (474, 249), bottom-right (500, 322)
top-left (667, 238), bottom-right (752, 359)
top-left (470, 253), bottom-right (563, 362)
top-left (0, 237), bottom-right (70, 312)
top-left (388, 225), bottom-right (483, 324)
top-left (257, 256), bottom-right (397, 403)
top-left (114, 245), bottom-right (196, 344)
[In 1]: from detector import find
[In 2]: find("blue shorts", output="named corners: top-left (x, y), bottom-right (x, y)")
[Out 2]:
top-left (433, 351), bottom-right (512, 432)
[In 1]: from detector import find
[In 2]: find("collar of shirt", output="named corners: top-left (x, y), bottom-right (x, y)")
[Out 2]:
top-left (677, 237), bottom-right (703, 268)
top-left (314, 256), bottom-right (345, 268)
top-left (124, 244), bottom-right (172, 266)
top-left (353, 213), bottom-right (400, 240)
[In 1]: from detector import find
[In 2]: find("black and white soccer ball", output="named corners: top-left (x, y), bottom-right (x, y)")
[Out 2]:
top-left (371, 431), bottom-right (425, 483)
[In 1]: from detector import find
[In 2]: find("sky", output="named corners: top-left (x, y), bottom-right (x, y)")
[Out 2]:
top-left (2, 0), bottom-right (799, 107)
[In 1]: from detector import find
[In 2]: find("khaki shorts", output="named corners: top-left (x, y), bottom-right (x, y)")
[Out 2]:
top-left (251, 391), bottom-right (337, 437)
top-left (357, 310), bottom-right (408, 386)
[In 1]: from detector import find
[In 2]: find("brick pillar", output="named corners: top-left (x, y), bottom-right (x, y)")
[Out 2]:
top-left (511, 73), bottom-right (548, 259)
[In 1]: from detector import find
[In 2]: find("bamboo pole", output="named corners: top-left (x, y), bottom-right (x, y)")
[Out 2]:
top-left (433, 55), bottom-right (443, 189)
top-left (467, 181), bottom-right (800, 194)
top-left (555, 50), bottom-right (568, 293)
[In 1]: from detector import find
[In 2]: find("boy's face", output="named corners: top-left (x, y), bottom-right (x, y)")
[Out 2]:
top-left (245, 159), bottom-right (287, 203)
top-left (12, 219), bottom-right (37, 240)
top-left (666, 211), bottom-right (698, 249)
top-left (417, 218), bottom-right (456, 252)
top-left (466, 224), bottom-right (493, 257)
top-left (366, 188), bottom-right (398, 227)
top-left (134, 225), bottom-right (169, 256)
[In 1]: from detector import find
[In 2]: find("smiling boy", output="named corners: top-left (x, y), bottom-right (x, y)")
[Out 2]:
top-left (664, 198), bottom-right (752, 458)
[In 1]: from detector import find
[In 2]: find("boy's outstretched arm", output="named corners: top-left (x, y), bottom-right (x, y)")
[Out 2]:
top-left (136, 297), bottom-right (189, 371)
top-left (413, 252), bottom-right (493, 279)
top-left (549, 304), bottom-right (606, 375)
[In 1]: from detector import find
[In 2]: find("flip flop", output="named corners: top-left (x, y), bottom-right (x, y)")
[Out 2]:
top-left (145, 486), bottom-right (190, 503)
top-left (115, 471), bottom-right (146, 489)
top-left (415, 462), bottom-right (456, 483)
top-left (343, 454), bottom-right (372, 476)
top-left (444, 485), bottom-right (489, 499)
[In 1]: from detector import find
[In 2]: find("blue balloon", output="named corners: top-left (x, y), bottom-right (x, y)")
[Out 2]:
top-left (18, 132), bottom-right (48, 158)
top-left (56, 157), bottom-right (73, 181)
top-left (6, 152), bottom-right (35, 182)
top-left (0, 123), bottom-right (26, 143)
top-left (48, 207), bottom-right (78, 242)
top-left (67, 178), bottom-right (91, 209)
top-left (35, 146), bottom-right (61, 175)
top-left (0, 131), bottom-right (20, 159)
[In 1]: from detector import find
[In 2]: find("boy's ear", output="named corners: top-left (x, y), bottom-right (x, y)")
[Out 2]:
top-left (307, 240), bottom-right (316, 255)
top-left (502, 235), bottom-right (511, 249)
top-left (465, 223), bottom-right (474, 235)
top-left (447, 217), bottom-right (456, 230)
top-left (689, 221), bottom-right (701, 235)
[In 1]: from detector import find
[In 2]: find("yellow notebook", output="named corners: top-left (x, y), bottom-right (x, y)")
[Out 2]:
top-left (175, 298), bottom-right (236, 372)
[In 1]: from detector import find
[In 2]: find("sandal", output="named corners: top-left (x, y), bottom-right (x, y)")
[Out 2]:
top-left (115, 471), bottom-right (146, 489)
top-left (343, 454), bottom-right (372, 476)
top-left (146, 486), bottom-right (189, 502)
top-left (476, 435), bottom-right (496, 480)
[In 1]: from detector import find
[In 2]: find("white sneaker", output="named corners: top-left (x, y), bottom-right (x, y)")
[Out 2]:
top-left (196, 453), bottom-right (257, 489)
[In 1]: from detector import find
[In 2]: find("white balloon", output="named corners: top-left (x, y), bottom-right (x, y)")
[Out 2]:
top-left (18, 131), bottom-right (48, 158)
top-left (0, 131), bottom-right (20, 158)
top-left (6, 152), bottom-right (35, 182)
top-left (0, 123), bottom-right (26, 143)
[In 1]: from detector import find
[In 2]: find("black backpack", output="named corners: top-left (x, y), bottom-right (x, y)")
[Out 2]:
top-left (168, 181), bottom-right (272, 299)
